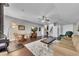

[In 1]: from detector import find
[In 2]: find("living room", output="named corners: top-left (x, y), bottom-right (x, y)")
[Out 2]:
top-left (1, 3), bottom-right (79, 56)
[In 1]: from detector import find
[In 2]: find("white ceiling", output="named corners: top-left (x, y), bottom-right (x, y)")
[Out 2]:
top-left (4, 3), bottom-right (79, 25)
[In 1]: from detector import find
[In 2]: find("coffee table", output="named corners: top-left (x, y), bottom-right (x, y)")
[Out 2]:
top-left (41, 37), bottom-right (56, 47)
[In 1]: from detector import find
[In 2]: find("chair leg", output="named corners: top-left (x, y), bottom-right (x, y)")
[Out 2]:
top-left (7, 49), bottom-right (9, 53)
top-left (6, 47), bottom-right (9, 53)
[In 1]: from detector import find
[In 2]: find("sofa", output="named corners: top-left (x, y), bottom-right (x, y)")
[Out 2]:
top-left (53, 35), bottom-right (79, 56)
top-left (0, 32), bottom-right (9, 53)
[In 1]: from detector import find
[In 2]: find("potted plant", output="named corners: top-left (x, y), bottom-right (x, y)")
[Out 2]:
top-left (31, 27), bottom-right (38, 38)
top-left (31, 27), bottom-right (38, 33)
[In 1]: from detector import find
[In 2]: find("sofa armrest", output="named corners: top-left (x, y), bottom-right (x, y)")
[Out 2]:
top-left (72, 35), bottom-right (79, 52)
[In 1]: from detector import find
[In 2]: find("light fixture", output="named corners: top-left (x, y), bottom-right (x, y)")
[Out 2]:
top-left (11, 22), bottom-right (17, 29)
top-left (31, 26), bottom-right (35, 29)
top-left (42, 20), bottom-right (45, 23)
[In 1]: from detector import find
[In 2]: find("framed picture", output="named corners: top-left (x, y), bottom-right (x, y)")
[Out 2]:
top-left (18, 25), bottom-right (25, 30)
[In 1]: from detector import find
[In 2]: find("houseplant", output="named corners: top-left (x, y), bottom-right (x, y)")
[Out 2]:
top-left (31, 27), bottom-right (38, 33)
top-left (30, 27), bottom-right (38, 38)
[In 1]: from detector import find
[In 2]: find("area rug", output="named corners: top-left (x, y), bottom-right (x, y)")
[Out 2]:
top-left (24, 40), bottom-right (54, 56)
top-left (8, 41), bottom-right (24, 52)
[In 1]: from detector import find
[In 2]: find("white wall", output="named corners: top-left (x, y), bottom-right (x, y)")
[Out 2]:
top-left (48, 24), bottom-right (76, 37)
top-left (62, 24), bottom-right (73, 35)
top-left (58, 24), bottom-right (79, 35)
top-left (73, 23), bottom-right (79, 35)
top-left (4, 16), bottom-right (42, 41)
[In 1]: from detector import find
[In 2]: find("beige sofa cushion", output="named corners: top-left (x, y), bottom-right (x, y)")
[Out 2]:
top-left (72, 35), bottom-right (79, 52)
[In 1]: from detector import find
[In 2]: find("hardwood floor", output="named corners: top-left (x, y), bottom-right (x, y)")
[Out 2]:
top-left (0, 36), bottom-right (41, 56)
top-left (6, 37), bottom-right (41, 56)
top-left (8, 47), bottom-right (34, 56)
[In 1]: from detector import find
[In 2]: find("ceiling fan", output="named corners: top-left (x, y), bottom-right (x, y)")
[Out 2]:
top-left (38, 15), bottom-right (58, 26)
top-left (38, 16), bottom-right (50, 24)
